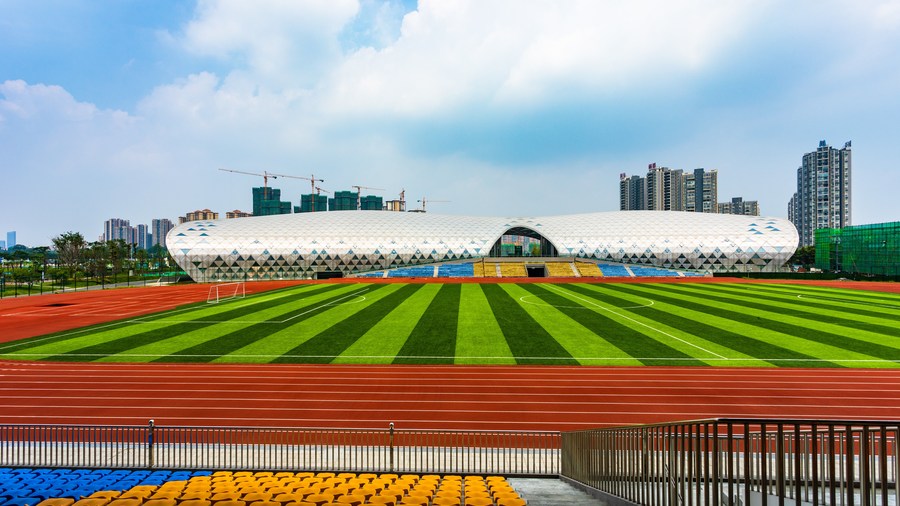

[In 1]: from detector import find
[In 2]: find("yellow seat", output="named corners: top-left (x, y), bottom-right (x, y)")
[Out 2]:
top-left (36, 500), bottom-right (76, 506)
top-left (143, 499), bottom-right (178, 506)
top-left (210, 492), bottom-right (242, 501)
top-left (241, 491), bottom-right (272, 502)
top-left (273, 492), bottom-right (306, 504)
top-left (334, 494), bottom-right (365, 506)
top-left (106, 500), bottom-right (142, 506)
top-left (177, 500), bottom-right (212, 506)
top-left (496, 498), bottom-right (527, 506)
top-left (357, 473), bottom-right (377, 482)
top-left (211, 500), bottom-right (246, 506)
top-left (180, 490), bottom-right (213, 500)
top-left (73, 500), bottom-right (111, 506)
top-left (431, 497), bottom-right (461, 506)
top-left (149, 490), bottom-right (181, 500)
top-left (89, 492), bottom-right (121, 500)
top-left (398, 495), bottom-right (428, 506)
top-left (303, 493), bottom-right (334, 506)
top-left (247, 501), bottom-right (280, 506)
top-left (464, 497), bottom-right (493, 506)
top-left (366, 496), bottom-right (396, 506)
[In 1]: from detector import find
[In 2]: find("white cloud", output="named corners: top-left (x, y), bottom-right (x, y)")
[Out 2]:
top-left (179, 0), bottom-right (359, 88)
top-left (322, 0), bottom-right (763, 117)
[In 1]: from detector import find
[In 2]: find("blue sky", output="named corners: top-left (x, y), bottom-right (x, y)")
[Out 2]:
top-left (2, 0), bottom-right (900, 246)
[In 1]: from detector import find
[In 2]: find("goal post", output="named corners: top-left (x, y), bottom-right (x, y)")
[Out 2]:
top-left (206, 282), bottom-right (246, 303)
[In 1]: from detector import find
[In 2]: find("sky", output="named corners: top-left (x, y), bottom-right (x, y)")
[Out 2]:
top-left (2, 0), bottom-right (900, 247)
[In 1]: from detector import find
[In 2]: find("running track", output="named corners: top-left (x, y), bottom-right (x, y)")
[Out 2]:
top-left (2, 278), bottom-right (900, 431)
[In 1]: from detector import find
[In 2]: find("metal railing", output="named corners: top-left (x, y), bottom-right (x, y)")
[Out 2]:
top-left (0, 421), bottom-right (560, 476)
top-left (561, 418), bottom-right (900, 506)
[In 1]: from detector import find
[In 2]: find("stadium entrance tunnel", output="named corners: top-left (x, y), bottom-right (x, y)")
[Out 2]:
top-left (490, 227), bottom-right (559, 257)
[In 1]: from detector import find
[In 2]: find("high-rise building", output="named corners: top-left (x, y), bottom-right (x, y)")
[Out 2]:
top-left (4, 231), bottom-right (14, 249)
top-left (790, 140), bottom-right (852, 246)
top-left (252, 187), bottom-right (292, 216)
top-left (226, 210), bottom-right (253, 219)
top-left (0, 240), bottom-right (6, 250)
top-left (620, 164), bottom-right (709, 212)
top-left (619, 173), bottom-right (645, 211)
top-left (718, 197), bottom-right (760, 216)
top-left (135, 224), bottom-right (151, 250)
top-left (151, 218), bottom-right (175, 248)
top-left (683, 168), bottom-right (718, 213)
top-left (295, 194), bottom-right (328, 213)
top-left (329, 191), bottom-right (359, 211)
top-left (359, 195), bottom-right (383, 210)
top-left (179, 209), bottom-right (219, 224)
top-left (103, 219), bottom-right (131, 242)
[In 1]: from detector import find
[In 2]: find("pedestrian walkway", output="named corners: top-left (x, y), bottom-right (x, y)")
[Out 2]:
top-left (507, 478), bottom-right (606, 505)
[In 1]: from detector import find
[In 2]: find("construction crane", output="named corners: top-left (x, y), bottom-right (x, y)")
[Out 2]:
top-left (417, 197), bottom-right (450, 213)
top-left (219, 168), bottom-right (283, 192)
top-left (352, 185), bottom-right (385, 210)
top-left (315, 186), bottom-right (330, 195)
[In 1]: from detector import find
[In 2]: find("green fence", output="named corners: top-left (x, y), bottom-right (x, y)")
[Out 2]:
top-left (816, 222), bottom-right (900, 276)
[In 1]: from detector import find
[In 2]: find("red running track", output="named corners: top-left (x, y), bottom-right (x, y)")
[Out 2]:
top-left (2, 361), bottom-right (900, 431)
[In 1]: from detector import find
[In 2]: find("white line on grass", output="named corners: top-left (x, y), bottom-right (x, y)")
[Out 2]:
top-left (796, 294), bottom-right (900, 310)
top-left (543, 284), bottom-right (727, 360)
top-left (518, 294), bottom-right (653, 310)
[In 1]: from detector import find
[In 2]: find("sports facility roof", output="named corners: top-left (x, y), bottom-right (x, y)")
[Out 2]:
top-left (167, 210), bottom-right (799, 281)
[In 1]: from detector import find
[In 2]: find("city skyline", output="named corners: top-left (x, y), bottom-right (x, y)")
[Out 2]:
top-left (3, 1), bottom-right (900, 246)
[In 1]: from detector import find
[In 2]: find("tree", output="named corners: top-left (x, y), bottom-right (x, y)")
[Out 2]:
top-left (52, 232), bottom-right (86, 275)
top-left (790, 245), bottom-right (816, 268)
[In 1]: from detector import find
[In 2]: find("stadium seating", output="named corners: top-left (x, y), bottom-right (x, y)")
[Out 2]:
top-left (545, 262), bottom-right (576, 277)
top-left (436, 263), bottom-right (475, 278)
top-left (498, 263), bottom-right (526, 278)
top-left (0, 469), bottom-right (527, 506)
top-left (387, 266), bottom-right (435, 278)
top-left (629, 265), bottom-right (680, 277)
top-left (574, 262), bottom-right (603, 277)
top-left (472, 262), bottom-right (485, 277)
top-left (597, 263), bottom-right (632, 277)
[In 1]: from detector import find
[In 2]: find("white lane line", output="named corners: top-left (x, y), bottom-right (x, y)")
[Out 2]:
top-left (543, 285), bottom-right (726, 360)
top-left (796, 294), bottom-right (900, 310)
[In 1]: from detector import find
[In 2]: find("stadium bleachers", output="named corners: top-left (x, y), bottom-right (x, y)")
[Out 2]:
top-left (574, 263), bottom-right (603, 277)
top-left (437, 263), bottom-right (475, 278)
top-left (597, 263), bottom-right (631, 277)
top-left (0, 469), bottom-right (527, 506)
top-left (629, 265), bottom-right (680, 277)
top-left (472, 262), bottom-right (485, 277)
top-left (498, 263), bottom-right (526, 278)
top-left (387, 266), bottom-right (435, 278)
top-left (545, 262), bottom-right (575, 277)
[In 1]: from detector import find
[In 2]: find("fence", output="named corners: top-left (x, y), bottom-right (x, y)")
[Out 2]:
top-left (561, 418), bottom-right (900, 506)
top-left (0, 422), bottom-right (560, 476)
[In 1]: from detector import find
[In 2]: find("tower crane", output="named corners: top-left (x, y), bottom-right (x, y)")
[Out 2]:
top-left (219, 168), bottom-right (282, 192)
top-left (416, 197), bottom-right (450, 213)
top-left (352, 185), bottom-right (385, 210)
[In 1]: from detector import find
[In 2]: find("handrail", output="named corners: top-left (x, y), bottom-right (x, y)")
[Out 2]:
top-left (561, 418), bottom-right (900, 506)
top-left (0, 422), bottom-right (560, 476)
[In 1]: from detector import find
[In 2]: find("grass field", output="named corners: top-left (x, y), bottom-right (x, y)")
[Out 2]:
top-left (2, 281), bottom-right (899, 367)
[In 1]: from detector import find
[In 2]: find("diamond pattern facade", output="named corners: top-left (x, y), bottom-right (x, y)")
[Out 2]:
top-left (167, 211), bottom-right (799, 281)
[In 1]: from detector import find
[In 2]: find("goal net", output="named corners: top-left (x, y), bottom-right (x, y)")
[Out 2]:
top-left (207, 282), bottom-right (246, 303)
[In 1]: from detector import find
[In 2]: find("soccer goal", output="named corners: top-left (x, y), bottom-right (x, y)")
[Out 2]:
top-left (207, 282), bottom-right (246, 303)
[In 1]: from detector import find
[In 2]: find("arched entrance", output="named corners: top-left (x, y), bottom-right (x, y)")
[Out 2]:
top-left (489, 227), bottom-right (559, 257)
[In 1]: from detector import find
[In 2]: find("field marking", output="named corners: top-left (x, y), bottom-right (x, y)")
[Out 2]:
top-left (543, 284), bottom-right (728, 360)
top-left (518, 294), bottom-right (654, 310)
top-left (796, 294), bottom-right (900, 310)
top-left (127, 289), bottom-right (370, 325)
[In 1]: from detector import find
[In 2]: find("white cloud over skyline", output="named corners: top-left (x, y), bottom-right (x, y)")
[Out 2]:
top-left (1, 0), bottom-right (899, 246)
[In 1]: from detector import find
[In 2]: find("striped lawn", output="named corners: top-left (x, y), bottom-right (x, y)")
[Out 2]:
top-left (2, 282), bottom-right (899, 368)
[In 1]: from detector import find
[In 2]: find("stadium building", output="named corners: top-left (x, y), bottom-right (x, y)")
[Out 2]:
top-left (167, 210), bottom-right (799, 281)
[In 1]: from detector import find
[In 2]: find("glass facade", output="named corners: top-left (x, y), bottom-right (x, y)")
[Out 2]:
top-left (815, 222), bottom-right (900, 276)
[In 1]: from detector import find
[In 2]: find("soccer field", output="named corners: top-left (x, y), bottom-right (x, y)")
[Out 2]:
top-left (2, 281), bottom-right (899, 367)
